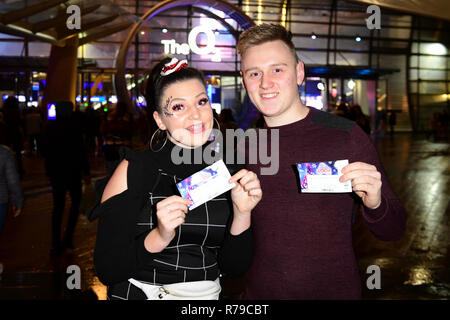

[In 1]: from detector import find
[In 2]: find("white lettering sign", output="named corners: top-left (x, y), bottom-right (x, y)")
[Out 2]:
top-left (161, 26), bottom-right (216, 55)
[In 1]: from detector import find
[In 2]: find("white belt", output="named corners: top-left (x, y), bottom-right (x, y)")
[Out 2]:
top-left (128, 278), bottom-right (221, 300)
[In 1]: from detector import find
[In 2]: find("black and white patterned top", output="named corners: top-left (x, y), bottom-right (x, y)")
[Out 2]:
top-left (91, 139), bottom-right (253, 298)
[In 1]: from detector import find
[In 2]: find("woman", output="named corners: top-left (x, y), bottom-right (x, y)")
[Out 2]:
top-left (92, 57), bottom-right (262, 300)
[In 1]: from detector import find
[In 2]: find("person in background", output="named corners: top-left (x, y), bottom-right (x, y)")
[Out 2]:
top-left (332, 102), bottom-right (351, 120)
top-left (100, 101), bottom-right (134, 175)
top-left (24, 107), bottom-right (42, 155)
top-left (218, 108), bottom-right (239, 150)
top-left (349, 104), bottom-right (371, 136)
top-left (41, 101), bottom-right (91, 255)
top-left (375, 108), bottom-right (387, 137)
top-left (0, 142), bottom-right (24, 274)
top-left (388, 110), bottom-right (397, 136)
top-left (136, 107), bottom-right (150, 147)
top-left (0, 113), bottom-right (6, 144)
top-left (84, 104), bottom-right (103, 157)
top-left (218, 108), bottom-right (238, 133)
top-left (2, 96), bottom-right (25, 179)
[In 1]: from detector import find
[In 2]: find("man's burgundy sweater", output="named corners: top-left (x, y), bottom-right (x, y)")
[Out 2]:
top-left (243, 107), bottom-right (406, 299)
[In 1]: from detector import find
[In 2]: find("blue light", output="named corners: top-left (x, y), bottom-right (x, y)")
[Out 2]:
top-left (357, 69), bottom-right (372, 75)
top-left (355, 36), bottom-right (362, 42)
top-left (207, 84), bottom-right (213, 102)
top-left (90, 96), bottom-right (106, 103)
top-left (83, 82), bottom-right (103, 90)
top-left (311, 68), bottom-right (328, 74)
top-left (47, 103), bottom-right (56, 120)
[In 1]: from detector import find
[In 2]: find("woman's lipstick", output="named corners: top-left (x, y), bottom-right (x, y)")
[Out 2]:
top-left (186, 123), bottom-right (205, 134)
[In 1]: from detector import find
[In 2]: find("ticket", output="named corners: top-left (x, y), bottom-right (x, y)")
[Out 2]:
top-left (176, 159), bottom-right (236, 210)
top-left (296, 160), bottom-right (352, 193)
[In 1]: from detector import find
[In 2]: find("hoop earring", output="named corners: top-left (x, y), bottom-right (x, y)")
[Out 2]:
top-left (209, 117), bottom-right (221, 141)
top-left (149, 128), bottom-right (168, 152)
top-left (214, 117), bottom-right (221, 132)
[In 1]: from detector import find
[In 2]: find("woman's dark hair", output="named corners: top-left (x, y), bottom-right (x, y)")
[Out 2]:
top-left (145, 57), bottom-right (206, 114)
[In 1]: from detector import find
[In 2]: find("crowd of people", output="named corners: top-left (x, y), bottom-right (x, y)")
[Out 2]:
top-left (0, 97), bottom-right (152, 259)
top-left (330, 102), bottom-right (371, 135)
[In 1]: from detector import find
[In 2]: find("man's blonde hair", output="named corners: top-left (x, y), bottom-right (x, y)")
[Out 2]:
top-left (237, 23), bottom-right (299, 63)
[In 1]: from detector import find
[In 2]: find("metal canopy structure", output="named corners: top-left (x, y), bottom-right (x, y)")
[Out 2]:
top-left (0, 0), bottom-right (138, 47)
top-left (115, 0), bottom-right (255, 107)
top-left (350, 0), bottom-right (450, 22)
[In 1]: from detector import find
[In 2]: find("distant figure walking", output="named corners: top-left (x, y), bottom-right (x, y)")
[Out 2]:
top-left (41, 101), bottom-right (91, 255)
top-left (388, 111), bottom-right (397, 136)
top-left (0, 144), bottom-right (24, 273)
top-left (100, 101), bottom-right (134, 175)
top-left (2, 96), bottom-right (25, 178)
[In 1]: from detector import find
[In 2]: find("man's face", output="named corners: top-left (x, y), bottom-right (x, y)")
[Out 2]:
top-left (241, 40), bottom-right (304, 123)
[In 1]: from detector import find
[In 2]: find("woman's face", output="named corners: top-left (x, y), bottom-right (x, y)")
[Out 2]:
top-left (153, 78), bottom-right (213, 149)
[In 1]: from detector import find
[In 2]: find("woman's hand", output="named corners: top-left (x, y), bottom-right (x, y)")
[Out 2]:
top-left (228, 169), bottom-right (262, 235)
top-left (144, 195), bottom-right (191, 252)
top-left (229, 169), bottom-right (262, 214)
top-left (155, 195), bottom-right (191, 242)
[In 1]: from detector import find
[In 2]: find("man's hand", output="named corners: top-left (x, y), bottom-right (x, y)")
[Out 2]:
top-left (340, 162), bottom-right (382, 209)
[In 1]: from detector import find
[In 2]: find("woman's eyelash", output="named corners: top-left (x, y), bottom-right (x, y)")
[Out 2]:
top-left (172, 104), bottom-right (184, 110)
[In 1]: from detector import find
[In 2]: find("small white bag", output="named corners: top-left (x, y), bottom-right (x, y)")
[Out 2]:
top-left (128, 277), bottom-right (221, 300)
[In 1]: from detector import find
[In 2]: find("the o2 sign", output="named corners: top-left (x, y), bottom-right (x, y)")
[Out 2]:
top-left (161, 26), bottom-right (216, 55)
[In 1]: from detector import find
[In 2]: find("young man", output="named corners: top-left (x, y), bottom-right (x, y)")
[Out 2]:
top-left (237, 24), bottom-right (406, 299)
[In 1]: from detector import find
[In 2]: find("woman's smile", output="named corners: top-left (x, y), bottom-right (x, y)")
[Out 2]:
top-left (186, 123), bottom-right (205, 134)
